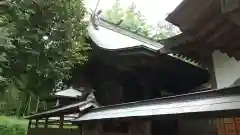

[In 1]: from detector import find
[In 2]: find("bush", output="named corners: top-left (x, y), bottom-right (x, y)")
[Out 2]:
top-left (0, 116), bottom-right (27, 135)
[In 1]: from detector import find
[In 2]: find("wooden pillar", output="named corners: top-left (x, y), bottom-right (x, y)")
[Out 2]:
top-left (44, 117), bottom-right (49, 128)
top-left (144, 121), bottom-right (151, 135)
top-left (128, 121), bottom-right (133, 135)
top-left (35, 119), bottom-right (39, 128)
top-left (59, 115), bottom-right (64, 128)
top-left (129, 119), bottom-right (137, 135)
top-left (217, 118), bottom-right (225, 135)
top-left (200, 55), bottom-right (217, 89)
top-left (82, 124), bottom-right (85, 135)
top-left (28, 119), bottom-right (32, 129)
top-left (96, 121), bottom-right (102, 135)
top-left (79, 124), bottom-right (83, 135)
top-left (78, 113), bottom-right (82, 135)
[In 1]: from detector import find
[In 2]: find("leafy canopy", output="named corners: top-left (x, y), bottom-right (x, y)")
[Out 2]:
top-left (0, 0), bottom-right (90, 116)
top-left (103, 0), bottom-right (180, 39)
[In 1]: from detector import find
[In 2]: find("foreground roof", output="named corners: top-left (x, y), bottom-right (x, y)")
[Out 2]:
top-left (26, 100), bottom-right (98, 119)
top-left (26, 91), bottom-right (99, 119)
top-left (72, 85), bottom-right (240, 122)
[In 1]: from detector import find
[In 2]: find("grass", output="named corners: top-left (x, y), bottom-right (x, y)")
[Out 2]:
top-left (0, 116), bottom-right (28, 135)
top-left (0, 116), bottom-right (28, 126)
top-left (0, 116), bottom-right (79, 135)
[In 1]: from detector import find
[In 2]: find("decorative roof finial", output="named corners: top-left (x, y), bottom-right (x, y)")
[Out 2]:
top-left (90, 0), bottom-right (102, 30)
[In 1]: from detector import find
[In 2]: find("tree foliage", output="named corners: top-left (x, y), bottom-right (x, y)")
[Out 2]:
top-left (103, 0), bottom-right (180, 39)
top-left (0, 0), bottom-right (90, 116)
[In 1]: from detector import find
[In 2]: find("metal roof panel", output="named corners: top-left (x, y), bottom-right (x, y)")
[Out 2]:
top-left (72, 85), bottom-right (240, 122)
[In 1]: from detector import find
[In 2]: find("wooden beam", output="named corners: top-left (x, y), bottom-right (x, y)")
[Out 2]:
top-left (173, 42), bottom-right (197, 53)
top-left (212, 26), bottom-right (239, 48)
top-left (206, 22), bottom-right (233, 44)
top-left (37, 122), bottom-right (74, 126)
top-left (195, 16), bottom-right (224, 38)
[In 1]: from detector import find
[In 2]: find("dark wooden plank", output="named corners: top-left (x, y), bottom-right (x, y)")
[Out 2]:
top-left (208, 24), bottom-right (239, 50)
top-left (231, 50), bottom-right (240, 60)
top-left (195, 16), bottom-right (224, 38)
top-left (206, 23), bottom-right (233, 44)
top-left (228, 11), bottom-right (240, 26)
top-left (222, 39), bottom-right (240, 54)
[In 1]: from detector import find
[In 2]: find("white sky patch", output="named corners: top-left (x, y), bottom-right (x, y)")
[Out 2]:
top-left (84, 0), bottom-right (183, 25)
top-left (42, 36), bottom-right (48, 40)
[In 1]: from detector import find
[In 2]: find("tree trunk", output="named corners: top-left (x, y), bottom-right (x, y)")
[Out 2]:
top-left (35, 96), bottom-right (40, 113)
top-left (24, 94), bottom-right (32, 116)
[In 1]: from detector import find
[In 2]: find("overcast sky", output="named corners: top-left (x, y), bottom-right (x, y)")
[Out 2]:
top-left (85, 0), bottom-right (183, 25)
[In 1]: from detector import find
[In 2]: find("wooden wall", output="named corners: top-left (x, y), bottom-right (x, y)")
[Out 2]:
top-left (217, 117), bottom-right (240, 135)
top-left (81, 119), bottom-right (225, 135)
top-left (178, 119), bottom-right (217, 135)
top-left (82, 120), bottom-right (151, 135)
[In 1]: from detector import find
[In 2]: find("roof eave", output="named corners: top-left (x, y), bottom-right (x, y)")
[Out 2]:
top-left (71, 85), bottom-right (240, 123)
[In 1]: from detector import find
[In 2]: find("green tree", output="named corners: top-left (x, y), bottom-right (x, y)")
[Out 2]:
top-left (152, 21), bottom-right (181, 40)
top-left (103, 0), bottom-right (124, 24)
top-left (103, 0), bottom-right (180, 39)
top-left (0, 0), bottom-right (90, 116)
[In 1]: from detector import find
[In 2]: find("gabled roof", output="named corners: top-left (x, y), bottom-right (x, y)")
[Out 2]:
top-left (54, 88), bottom-right (83, 98)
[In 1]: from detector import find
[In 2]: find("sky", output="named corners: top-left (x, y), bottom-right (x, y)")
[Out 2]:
top-left (84, 0), bottom-right (183, 25)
